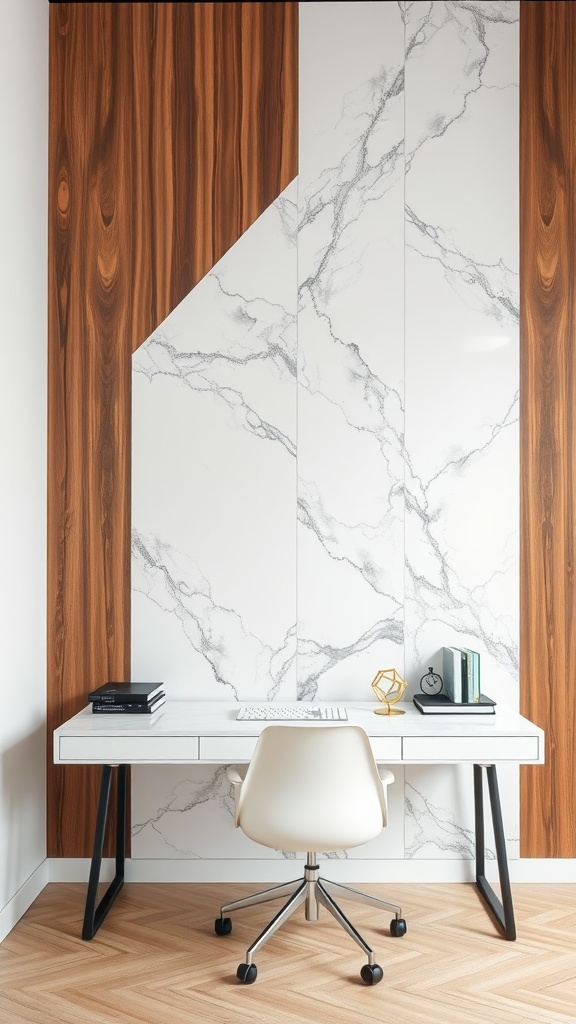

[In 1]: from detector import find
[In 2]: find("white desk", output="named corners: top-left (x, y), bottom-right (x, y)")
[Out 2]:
top-left (53, 700), bottom-right (544, 942)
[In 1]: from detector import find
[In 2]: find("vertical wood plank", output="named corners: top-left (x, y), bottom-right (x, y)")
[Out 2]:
top-left (48, 2), bottom-right (298, 857)
top-left (520, 0), bottom-right (576, 856)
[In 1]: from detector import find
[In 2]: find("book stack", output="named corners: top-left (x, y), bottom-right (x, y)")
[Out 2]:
top-left (89, 682), bottom-right (166, 714)
top-left (413, 648), bottom-right (496, 715)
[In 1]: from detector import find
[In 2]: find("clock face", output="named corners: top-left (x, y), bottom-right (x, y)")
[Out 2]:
top-left (420, 668), bottom-right (443, 695)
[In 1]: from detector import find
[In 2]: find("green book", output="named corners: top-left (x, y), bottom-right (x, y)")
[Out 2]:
top-left (460, 649), bottom-right (481, 703)
top-left (442, 647), bottom-right (464, 702)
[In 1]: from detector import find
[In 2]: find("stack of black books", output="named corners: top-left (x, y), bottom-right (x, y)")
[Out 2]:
top-left (89, 682), bottom-right (165, 714)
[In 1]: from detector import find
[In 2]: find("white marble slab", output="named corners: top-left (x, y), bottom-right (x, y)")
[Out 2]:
top-left (403, 0), bottom-right (519, 856)
top-left (298, 1), bottom-right (405, 701)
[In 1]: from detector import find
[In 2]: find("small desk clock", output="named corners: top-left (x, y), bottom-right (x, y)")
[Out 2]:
top-left (420, 667), bottom-right (443, 696)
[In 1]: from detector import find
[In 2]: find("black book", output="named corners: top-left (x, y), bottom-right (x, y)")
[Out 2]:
top-left (91, 695), bottom-right (166, 714)
top-left (89, 681), bottom-right (164, 704)
top-left (413, 693), bottom-right (496, 715)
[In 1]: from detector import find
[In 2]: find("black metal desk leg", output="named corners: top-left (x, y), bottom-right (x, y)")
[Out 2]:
top-left (473, 763), bottom-right (516, 941)
top-left (82, 764), bottom-right (127, 940)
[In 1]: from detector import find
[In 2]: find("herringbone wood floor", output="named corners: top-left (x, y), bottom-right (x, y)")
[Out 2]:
top-left (0, 882), bottom-right (575, 1023)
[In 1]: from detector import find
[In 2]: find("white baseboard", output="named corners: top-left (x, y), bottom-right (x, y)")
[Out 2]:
top-left (48, 858), bottom-right (104, 883)
top-left (47, 857), bottom-right (576, 885)
top-left (507, 859), bottom-right (576, 882)
top-left (48, 857), bottom-right (478, 885)
top-left (0, 860), bottom-right (49, 944)
top-left (129, 859), bottom-right (476, 884)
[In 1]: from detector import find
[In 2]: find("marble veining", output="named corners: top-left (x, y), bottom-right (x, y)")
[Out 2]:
top-left (406, 205), bottom-right (518, 325)
top-left (298, 620), bottom-right (404, 702)
top-left (132, 531), bottom-right (295, 701)
top-left (297, 2), bottom-right (405, 700)
top-left (134, 272), bottom-right (297, 458)
top-left (132, 767), bottom-right (234, 858)
top-left (405, 779), bottom-right (480, 860)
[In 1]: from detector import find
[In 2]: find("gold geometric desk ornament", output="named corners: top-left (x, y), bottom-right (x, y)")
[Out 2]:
top-left (371, 667), bottom-right (408, 715)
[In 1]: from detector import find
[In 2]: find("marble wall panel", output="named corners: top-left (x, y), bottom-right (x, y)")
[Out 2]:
top-left (298, 1), bottom-right (405, 702)
top-left (403, 0), bottom-right (519, 858)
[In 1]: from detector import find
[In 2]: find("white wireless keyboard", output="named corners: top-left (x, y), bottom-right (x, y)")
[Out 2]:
top-left (236, 705), bottom-right (348, 722)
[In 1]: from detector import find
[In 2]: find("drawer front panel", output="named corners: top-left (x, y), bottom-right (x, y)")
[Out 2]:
top-left (199, 736), bottom-right (259, 761)
top-left (200, 736), bottom-right (404, 763)
top-left (403, 735), bottom-right (540, 763)
top-left (369, 737), bottom-right (403, 761)
top-left (58, 736), bottom-right (199, 763)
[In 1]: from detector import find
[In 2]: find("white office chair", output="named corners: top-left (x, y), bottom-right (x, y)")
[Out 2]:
top-left (214, 724), bottom-right (406, 984)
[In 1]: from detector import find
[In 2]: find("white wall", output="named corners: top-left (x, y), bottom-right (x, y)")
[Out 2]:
top-left (0, 0), bottom-right (49, 937)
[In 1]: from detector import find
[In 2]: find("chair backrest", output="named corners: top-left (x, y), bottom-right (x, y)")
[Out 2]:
top-left (236, 725), bottom-right (392, 854)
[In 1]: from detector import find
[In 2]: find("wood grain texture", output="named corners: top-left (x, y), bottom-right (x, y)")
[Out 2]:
top-left (3, 883), bottom-right (576, 1023)
top-left (47, 2), bottom-right (298, 856)
top-left (520, 1), bottom-right (576, 856)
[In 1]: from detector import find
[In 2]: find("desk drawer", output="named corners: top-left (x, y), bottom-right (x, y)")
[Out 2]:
top-left (58, 736), bottom-right (200, 763)
top-left (200, 735), bottom-right (404, 763)
top-left (369, 737), bottom-right (403, 761)
top-left (199, 736), bottom-right (258, 761)
top-left (402, 735), bottom-right (540, 763)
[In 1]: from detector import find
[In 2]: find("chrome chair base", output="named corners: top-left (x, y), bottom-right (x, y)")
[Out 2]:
top-left (218, 853), bottom-right (404, 969)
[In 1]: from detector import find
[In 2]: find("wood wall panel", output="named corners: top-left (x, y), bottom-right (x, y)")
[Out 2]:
top-left (48, 2), bottom-right (298, 857)
top-left (520, 0), bottom-right (576, 856)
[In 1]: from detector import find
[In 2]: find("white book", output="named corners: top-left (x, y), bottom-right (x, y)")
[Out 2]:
top-left (442, 647), bottom-right (464, 703)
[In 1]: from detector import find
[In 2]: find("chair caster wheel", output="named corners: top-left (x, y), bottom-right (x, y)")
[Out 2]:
top-left (215, 917), bottom-right (232, 935)
top-left (361, 963), bottom-right (383, 985)
top-left (236, 962), bottom-right (257, 984)
top-left (390, 917), bottom-right (407, 937)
